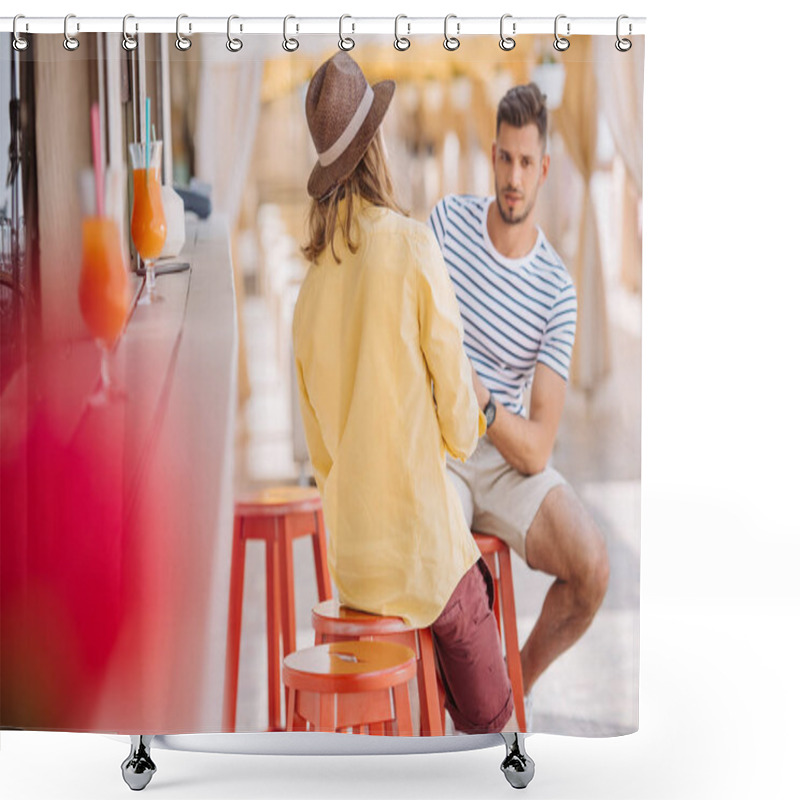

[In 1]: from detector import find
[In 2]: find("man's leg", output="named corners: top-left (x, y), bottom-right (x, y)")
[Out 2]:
top-left (520, 483), bottom-right (609, 693)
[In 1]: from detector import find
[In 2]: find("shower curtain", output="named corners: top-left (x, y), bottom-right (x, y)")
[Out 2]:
top-left (0, 25), bottom-right (643, 741)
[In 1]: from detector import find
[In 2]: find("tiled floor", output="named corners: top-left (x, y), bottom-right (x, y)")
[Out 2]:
top-left (232, 246), bottom-right (641, 737)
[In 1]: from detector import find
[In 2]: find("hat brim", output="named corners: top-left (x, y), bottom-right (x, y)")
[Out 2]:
top-left (307, 79), bottom-right (396, 200)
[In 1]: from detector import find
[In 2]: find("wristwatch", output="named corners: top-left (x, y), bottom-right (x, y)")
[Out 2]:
top-left (483, 395), bottom-right (497, 428)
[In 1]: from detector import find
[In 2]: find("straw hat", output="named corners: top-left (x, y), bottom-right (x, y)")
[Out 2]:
top-left (305, 52), bottom-right (395, 200)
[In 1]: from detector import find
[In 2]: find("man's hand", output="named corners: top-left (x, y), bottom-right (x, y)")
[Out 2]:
top-left (470, 362), bottom-right (567, 476)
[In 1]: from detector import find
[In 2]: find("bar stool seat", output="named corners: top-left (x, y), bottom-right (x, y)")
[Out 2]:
top-left (224, 486), bottom-right (332, 732)
top-left (283, 640), bottom-right (416, 734)
top-left (473, 532), bottom-right (526, 732)
top-left (311, 599), bottom-right (443, 735)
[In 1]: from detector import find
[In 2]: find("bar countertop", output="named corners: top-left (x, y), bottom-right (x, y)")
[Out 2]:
top-left (0, 215), bottom-right (238, 733)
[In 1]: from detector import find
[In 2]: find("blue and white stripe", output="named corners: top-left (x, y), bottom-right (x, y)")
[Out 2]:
top-left (429, 194), bottom-right (577, 416)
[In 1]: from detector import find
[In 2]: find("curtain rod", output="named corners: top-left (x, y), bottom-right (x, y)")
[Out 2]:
top-left (0, 16), bottom-right (646, 37)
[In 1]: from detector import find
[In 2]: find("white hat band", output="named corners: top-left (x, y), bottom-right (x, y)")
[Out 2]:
top-left (317, 85), bottom-right (374, 168)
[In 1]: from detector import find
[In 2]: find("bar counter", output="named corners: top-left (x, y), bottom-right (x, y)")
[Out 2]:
top-left (0, 215), bottom-right (238, 733)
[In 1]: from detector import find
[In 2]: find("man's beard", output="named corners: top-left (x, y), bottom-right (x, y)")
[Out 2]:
top-left (496, 184), bottom-right (533, 226)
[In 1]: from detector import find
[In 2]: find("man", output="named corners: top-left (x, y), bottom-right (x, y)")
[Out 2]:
top-left (429, 83), bottom-right (610, 727)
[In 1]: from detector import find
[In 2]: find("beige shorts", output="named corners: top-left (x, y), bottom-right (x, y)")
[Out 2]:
top-left (447, 436), bottom-right (567, 563)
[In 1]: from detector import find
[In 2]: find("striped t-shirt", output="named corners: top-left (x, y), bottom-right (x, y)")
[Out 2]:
top-left (429, 194), bottom-right (577, 416)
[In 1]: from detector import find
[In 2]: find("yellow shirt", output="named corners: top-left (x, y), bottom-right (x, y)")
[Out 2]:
top-left (292, 196), bottom-right (484, 628)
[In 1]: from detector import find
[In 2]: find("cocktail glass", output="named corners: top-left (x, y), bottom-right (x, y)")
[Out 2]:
top-left (129, 141), bottom-right (167, 304)
top-left (78, 174), bottom-right (131, 405)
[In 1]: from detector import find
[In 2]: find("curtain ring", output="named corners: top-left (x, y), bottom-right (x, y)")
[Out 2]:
top-left (499, 14), bottom-right (515, 51)
top-left (615, 15), bottom-right (632, 52)
top-left (282, 15), bottom-right (299, 52)
top-left (339, 15), bottom-right (355, 51)
top-left (553, 14), bottom-right (570, 51)
top-left (394, 15), bottom-right (410, 51)
top-left (226, 15), bottom-right (243, 52)
top-left (122, 14), bottom-right (138, 51)
top-left (12, 15), bottom-right (28, 51)
top-left (443, 14), bottom-right (460, 51)
top-left (63, 14), bottom-right (80, 51)
top-left (175, 14), bottom-right (192, 51)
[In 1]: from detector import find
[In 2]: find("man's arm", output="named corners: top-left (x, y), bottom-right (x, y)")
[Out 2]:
top-left (472, 363), bottom-right (566, 476)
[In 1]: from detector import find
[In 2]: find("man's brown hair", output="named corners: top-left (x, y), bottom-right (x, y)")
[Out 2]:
top-left (496, 83), bottom-right (548, 150)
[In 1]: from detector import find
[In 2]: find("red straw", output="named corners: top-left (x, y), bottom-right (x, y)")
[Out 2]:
top-left (90, 103), bottom-right (104, 217)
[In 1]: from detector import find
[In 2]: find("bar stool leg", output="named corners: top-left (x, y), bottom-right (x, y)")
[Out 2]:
top-left (498, 546), bottom-right (525, 732)
top-left (438, 673), bottom-right (446, 731)
top-left (394, 684), bottom-right (414, 736)
top-left (417, 628), bottom-right (443, 736)
top-left (223, 516), bottom-right (246, 732)
top-left (278, 518), bottom-right (297, 657)
top-left (318, 693), bottom-right (336, 732)
top-left (286, 687), bottom-right (302, 732)
top-left (312, 510), bottom-right (332, 600)
top-left (278, 517), bottom-right (298, 730)
top-left (266, 528), bottom-right (282, 731)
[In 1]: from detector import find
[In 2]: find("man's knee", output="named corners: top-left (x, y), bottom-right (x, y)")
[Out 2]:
top-left (573, 524), bottom-right (609, 616)
top-left (526, 485), bottom-right (608, 592)
top-left (527, 484), bottom-right (609, 616)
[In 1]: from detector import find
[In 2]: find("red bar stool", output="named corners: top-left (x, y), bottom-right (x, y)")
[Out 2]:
top-left (473, 532), bottom-right (526, 732)
top-left (224, 486), bottom-right (333, 732)
top-left (311, 599), bottom-right (443, 736)
top-left (283, 640), bottom-right (416, 734)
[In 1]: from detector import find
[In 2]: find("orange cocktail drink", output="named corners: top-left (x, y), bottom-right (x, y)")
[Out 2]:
top-left (79, 216), bottom-right (130, 348)
top-left (131, 167), bottom-right (167, 260)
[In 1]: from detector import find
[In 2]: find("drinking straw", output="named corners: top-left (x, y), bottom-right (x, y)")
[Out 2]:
top-left (90, 103), bottom-right (104, 216)
top-left (145, 97), bottom-right (151, 171)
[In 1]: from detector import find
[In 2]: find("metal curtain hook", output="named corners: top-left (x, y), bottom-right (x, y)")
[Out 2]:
top-left (444, 14), bottom-right (460, 51)
top-left (283, 15), bottom-right (299, 52)
top-left (394, 14), bottom-right (410, 51)
top-left (227, 15), bottom-right (243, 52)
top-left (615, 15), bottom-right (632, 52)
top-left (175, 14), bottom-right (192, 51)
top-left (12, 15), bottom-right (29, 51)
top-left (554, 14), bottom-right (570, 51)
top-left (499, 14), bottom-right (515, 51)
top-left (122, 14), bottom-right (138, 51)
top-left (63, 14), bottom-right (80, 51)
top-left (339, 15), bottom-right (355, 51)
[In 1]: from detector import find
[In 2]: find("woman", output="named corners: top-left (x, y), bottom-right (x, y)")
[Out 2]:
top-left (292, 51), bottom-right (513, 735)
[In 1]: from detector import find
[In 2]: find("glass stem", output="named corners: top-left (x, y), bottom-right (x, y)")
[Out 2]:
top-left (100, 345), bottom-right (112, 394)
top-left (145, 261), bottom-right (156, 298)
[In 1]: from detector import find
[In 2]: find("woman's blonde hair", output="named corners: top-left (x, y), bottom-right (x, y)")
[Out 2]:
top-left (302, 132), bottom-right (406, 264)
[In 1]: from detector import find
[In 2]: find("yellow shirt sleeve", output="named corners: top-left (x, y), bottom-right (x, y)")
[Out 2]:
top-left (415, 228), bottom-right (482, 461)
top-left (293, 356), bottom-right (332, 493)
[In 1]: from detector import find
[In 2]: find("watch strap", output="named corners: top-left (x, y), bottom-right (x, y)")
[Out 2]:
top-left (483, 395), bottom-right (497, 428)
